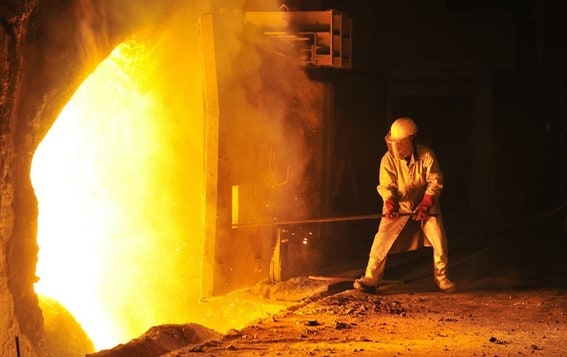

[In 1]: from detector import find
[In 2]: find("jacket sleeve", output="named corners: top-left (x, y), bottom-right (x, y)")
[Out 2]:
top-left (424, 150), bottom-right (444, 199)
top-left (377, 153), bottom-right (398, 201)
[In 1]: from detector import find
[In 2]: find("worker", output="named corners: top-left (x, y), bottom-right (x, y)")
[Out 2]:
top-left (353, 117), bottom-right (456, 293)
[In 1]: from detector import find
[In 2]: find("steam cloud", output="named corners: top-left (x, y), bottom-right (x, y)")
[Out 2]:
top-left (32, 0), bottom-right (323, 351)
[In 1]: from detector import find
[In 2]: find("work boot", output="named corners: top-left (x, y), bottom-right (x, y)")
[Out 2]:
top-left (354, 256), bottom-right (386, 293)
top-left (353, 277), bottom-right (377, 294)
top-left (436, 277), bottom-right (456, 293)
top-left (433, 255), bottom-right (456, 293)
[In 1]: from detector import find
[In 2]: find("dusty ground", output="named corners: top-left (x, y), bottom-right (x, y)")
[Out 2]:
top-left (92, 213), bottom-right (567, 356)
top-left (92, 278), bottom-right (567, 356)
top-left (173, 287), bottom-right (566, 356)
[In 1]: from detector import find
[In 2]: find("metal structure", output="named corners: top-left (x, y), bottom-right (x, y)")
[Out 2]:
top-left (244, 10), bottom-right (352, 69)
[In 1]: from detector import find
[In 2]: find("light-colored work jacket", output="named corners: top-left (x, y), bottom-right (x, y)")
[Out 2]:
top-left (370, 143), bottom-right (449, 260)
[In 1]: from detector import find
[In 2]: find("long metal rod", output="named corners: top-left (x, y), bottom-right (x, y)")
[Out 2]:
top-left (233, 212), bottom-right (437, 228)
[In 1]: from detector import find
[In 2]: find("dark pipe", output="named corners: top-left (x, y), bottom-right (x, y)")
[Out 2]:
top-left (15, 336), bottom-right (20, 357)
top-left (233, 212), bottom-right (438, 228)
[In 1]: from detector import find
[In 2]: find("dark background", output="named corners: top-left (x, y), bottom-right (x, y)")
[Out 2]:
top-left (273, 0), bottom-right (566, 272)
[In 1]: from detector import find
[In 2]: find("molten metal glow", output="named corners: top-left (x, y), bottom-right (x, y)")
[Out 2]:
top-left (31, 26), bottom-right (294, 351)
top-left (31, 37), bottom-right (206, 350)
top-left (30, 2), bottom-right (312, 351)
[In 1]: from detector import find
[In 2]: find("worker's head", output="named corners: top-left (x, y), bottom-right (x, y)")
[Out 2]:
top-left (385, 117), bottom-right (417, 159)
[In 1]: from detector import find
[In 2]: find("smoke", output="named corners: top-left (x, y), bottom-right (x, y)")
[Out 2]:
top-left (72, 0), bottom-right (110, 69)
top-left (32, 0), bottom-right (325, 351)
top-left (71, 0), bottom-right (185, 71)
top-left (205, 6), bottom-right (323, 224)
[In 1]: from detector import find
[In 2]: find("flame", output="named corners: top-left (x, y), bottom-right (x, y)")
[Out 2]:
top-left (30, 22), bottom-right (294, 353)
top-left (30, 3), bottom-right (314, 351)
top-left (31, 35), bottom-right (206, 349)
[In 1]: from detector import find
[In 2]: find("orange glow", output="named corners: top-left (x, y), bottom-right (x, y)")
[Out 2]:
top-left (29, 1), bottom-right (319, 351)
top-left (31, 34), bottom-right (207, 349)
top-left (30, 13), bottom-right (296, 351)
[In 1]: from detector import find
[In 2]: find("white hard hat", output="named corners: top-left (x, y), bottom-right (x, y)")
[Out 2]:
top-left (390, 117), bottom-right (417, 139)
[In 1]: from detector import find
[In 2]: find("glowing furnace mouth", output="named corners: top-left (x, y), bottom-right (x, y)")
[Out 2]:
top-left (31, 38), bottom-right (205, 350)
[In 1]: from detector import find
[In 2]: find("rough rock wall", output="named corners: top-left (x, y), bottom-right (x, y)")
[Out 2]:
top-left (0, 1), bottom-right (182, 355)
top-left (1, 2), bottom-right (46, 355)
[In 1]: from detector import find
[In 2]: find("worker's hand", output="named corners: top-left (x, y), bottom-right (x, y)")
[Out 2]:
top-left (415, 194), bottom-right (435, 220)
top-left (384, 198), bottom-right (399, 219)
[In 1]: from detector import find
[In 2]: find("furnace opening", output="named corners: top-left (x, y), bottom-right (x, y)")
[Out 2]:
top-left (30, 36), bottom-right (207, 350)
top-left (29, 4), bottom-right (331, 353)
top-left (28, 15), bottom-right (317, 354)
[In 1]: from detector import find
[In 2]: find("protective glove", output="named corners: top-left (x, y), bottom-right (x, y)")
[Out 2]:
top-left (415, 194), bottom-right (435, 220)
top-left (384, 197), bottom-right (399, 219)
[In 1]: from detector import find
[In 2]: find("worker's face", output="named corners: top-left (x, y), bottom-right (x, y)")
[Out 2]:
top-left (385, 135), bottom-right (414, 160)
